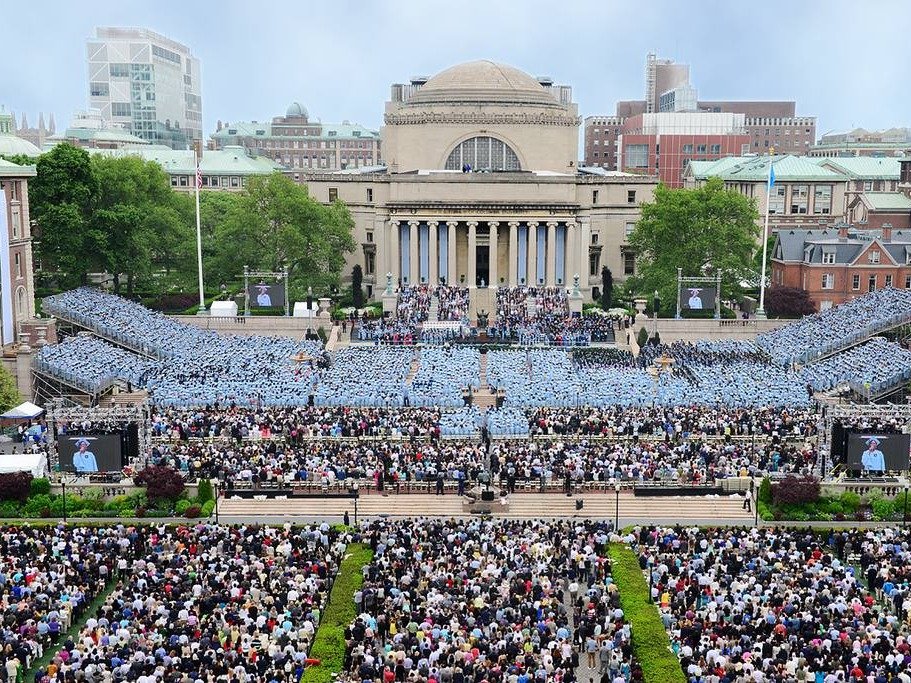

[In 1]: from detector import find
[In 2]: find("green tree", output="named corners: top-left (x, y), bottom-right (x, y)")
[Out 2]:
top-left (91, 155), bottom-right (193, 295)
top-left (26, 144), bottom-right (101, 287)
top-left (0, 364), bottom-right (21, 414)
top-left (628, 177), bottom-right (760, 314)
top-left (211, 173), bottom-right (355, 298)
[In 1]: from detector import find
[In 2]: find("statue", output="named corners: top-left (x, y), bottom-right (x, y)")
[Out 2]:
top-left (480, 278), bottom-right (486, 288)
top-left (572, 274), bottom-right (581, 297)
top-left (385, 272), bottom-right (393, 296)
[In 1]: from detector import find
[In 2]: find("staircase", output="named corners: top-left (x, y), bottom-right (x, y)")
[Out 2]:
top-left (428, 291), bottom-right (441, 322)
top-left (405, 350), bottom-right (421, 384)
top-left (526, 297), bottom-right (537, 319)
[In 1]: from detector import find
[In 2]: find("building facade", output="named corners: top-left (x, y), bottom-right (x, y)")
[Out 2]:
top-left (0, 159), bottom-right (37, 340)
top-left (772, 226), bottom-right (911, 309)
top-left (809, 128), bottom-right (911, 158)
top-left (47, 110), bottom-right (150, 150)
top-left (584, 53), bottom-right (816, 170)
top-left (211, 103), bottom-right (380, 171)
top-left (86, 27), bottom-right (202, 149)
top-left (298, 61), bottom-right (657, 301)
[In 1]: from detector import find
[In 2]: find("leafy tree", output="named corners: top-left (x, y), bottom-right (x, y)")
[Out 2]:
top-left (211, 173), bottom-right (355, 299)
top-left (196, 478), bottom-right (214, 504)
top-left (765, 286), bottom-right (816, 318)
top-left (636, 326), bottom-right (649, 348)
top-left (352, 264), bottom-right (364, 308)
top-left (628, 177), bottom-right (760, 315)
top-left (27, 144), bottom-right (101, 287)
top-left (752, 233), bottom-right (776, 286)
top-left (0, 363), bottom-right (21, 414)
top-left (0, 472), bottom-right (31, 502)
top-left (91, 155), bottom-right (193, 295)
top-left (133, 465), bottom-right (186, 503)
top-left (600, 267), bottom-right (613, 310)
top-left (772, 475), bottom-right (820, 506)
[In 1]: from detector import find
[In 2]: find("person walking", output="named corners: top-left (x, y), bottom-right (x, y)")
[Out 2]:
top-left (436, 471), bottom-right (445, 496)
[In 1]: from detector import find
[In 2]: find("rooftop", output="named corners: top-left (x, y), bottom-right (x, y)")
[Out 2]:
top-left (93, 146), bottom-right (283, 175)
top-left (687, 154), bottom-right (846, 182)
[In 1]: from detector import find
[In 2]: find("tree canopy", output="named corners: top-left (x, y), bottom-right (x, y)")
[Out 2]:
top-left (627, 177), bottom-right (760, 314)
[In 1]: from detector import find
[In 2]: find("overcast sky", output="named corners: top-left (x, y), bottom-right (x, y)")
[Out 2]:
top-left (4, 0), bottom-right (910, 140)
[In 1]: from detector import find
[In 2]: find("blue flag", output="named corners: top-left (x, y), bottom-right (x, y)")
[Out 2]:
top-left (769, 163), bottom-right (776, 188)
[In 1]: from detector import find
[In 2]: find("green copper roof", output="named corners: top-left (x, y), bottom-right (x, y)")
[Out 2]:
top-left (864, 193), bottom-right (911, 211)
top-left (212, 119), bottom-right (379, 141)
top-left (0, 157), bottom-right (37, 177)
top-left (92, 146), bottom-right (283, 175)
top-left (815, 156), bottom-right (906, 180)
top-left (688, 154), bottom-right (846, 182)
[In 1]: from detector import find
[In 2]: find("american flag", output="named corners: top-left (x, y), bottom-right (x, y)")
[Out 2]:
top-left (195, 162), bottom-right (202, 190)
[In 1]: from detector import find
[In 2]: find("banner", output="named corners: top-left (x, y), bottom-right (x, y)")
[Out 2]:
top-left (247, 281), bottom-right (285, 308)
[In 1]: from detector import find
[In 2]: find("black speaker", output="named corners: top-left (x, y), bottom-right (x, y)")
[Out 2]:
top-left (481, 490), bottom-right (495, 501)
top-left (575, 499), bottom-right (584, 511)
top-left (831, 421), bottom-right (848, 464)
top-left (123, 424), bottom-right (140, 466)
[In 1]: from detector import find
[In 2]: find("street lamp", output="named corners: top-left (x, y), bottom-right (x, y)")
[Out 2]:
top-left (214, 481), bottom-right (219, 525)
top-left (754, 478), bottom-right (759, 527)
top-left (653, 290), bottom-right (660, 337)
top-left (353, 482), bottom-right (360, 526)
top-left (904, 484), bottom-right (909, 529)
top-left (614, 481), bottom-right (620, 531)
top-left (61, 480), bottom-right (67, 524)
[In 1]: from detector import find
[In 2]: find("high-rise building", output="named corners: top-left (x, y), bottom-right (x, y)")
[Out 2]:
top-left (86, 27), bottom-right (202, 149)
top-left (584, 54), bottom-right (816, 172)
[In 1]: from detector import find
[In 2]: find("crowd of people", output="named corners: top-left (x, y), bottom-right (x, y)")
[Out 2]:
top-left (757, 286), bottom-right (911, 365)
top-left (35, 335), bottom-right (155, 395)
top-left (799, 336), bottom-right (911, 397)
top-left (436, 285), bottom-right (470, 321)
top-left (633, 525), bottom-right (911, 682)
top-left (344, 519), bottom-right (634, 683)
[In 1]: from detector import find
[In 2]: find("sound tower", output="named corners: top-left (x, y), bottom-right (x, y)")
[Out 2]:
top-left (123, 423), bottom-right (140, 467)
top-left (831, 420), bottom-right (848, 465)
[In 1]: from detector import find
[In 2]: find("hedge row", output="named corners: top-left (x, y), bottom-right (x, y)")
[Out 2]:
top-left (301, 543), bottom-right (373, 683)
top-left (608, 542), bottom-right (686, 683)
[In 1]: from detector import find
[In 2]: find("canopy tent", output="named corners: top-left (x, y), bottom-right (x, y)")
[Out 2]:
top-left (0, 402), bottom-right (44, 420)
top-left (0, 452), bottom-right (45, 478)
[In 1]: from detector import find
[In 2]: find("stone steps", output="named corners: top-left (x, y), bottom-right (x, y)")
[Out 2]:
top-left (405, 351), bottom-right (420, 384)
top-left (217, 492), bottom-right (752, 522)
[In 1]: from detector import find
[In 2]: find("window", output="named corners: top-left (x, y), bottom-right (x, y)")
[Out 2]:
top-left (624, 145), bottom-right (649, 169)
top-left (110, 63), bottom-right (130, 77)
top-left (365, 253), bottom-right (375, 276)
top-left (853, 274), bottom-right (861, 290)
top-left (768, 186), bottom-right (785, 214)
top-left (111, 102), bottom-right (131, 117)
top-left (710, 144), bottom-right (721, 154)
top-left (869, 250), bottom-right (881, 264)
top-left (328, 187), bottom-right (338, 202)
top-left (886, 274), bottom-right (893, 287)
top-left (591, 234), bottom-right (599, 245)
top-left (152, 44), bottom-right (181, 64)
top-left (179, 176), bottom-right (188, 187)
top-left (790, 185), bottom-right (808, 214)
top-left (906, 275), bottom-right (911, 289)
top-left (170, 176), bottom-right (179, 187)
top-left (11, 212), bottom-right (20, 239)
top-left (589, 253), bottom-right (599, 277)
top-left (14, 254), bottom-right (21, 279)
top-left (230, 177), bottom-right (239, 188)
top-left (366, 188), bottom-right (373, 202)
top-left (623, 251), bottom-right (635, 276)
top-left (89, 82), bottom-right (109, 97)
top-left (813, 185), bottom-right (832, 215)
top-left (822, 250), bottom-right (835, 264)
top-left (864, 181), bottom-right (873, 191)
top-left (682, 144), bottom-right (693, 153)
top-left (869, 275), bottom-right (877, 292)
top-left (592, 190), bottom-right (599, 204)
top-left (627, 190), bottom-right (637, 204)
top-left (821, 273), bottom-right (834, 289)
top-left (445, 136), bottom-right (521, 171)
top-left (625, 221), bottom-right (635, 236)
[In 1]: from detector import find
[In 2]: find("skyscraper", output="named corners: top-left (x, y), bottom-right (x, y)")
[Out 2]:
top-left (86, 27), bottom-right (202, 149)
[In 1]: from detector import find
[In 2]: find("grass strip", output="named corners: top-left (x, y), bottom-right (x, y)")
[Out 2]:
top-left (301, 543), bottom-right (373, 683)
top-left (608, 542), bottom-right (686, 683)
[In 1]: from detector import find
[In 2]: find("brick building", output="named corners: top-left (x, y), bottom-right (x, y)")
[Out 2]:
top-left (772, 226), bottom-right (911, 309)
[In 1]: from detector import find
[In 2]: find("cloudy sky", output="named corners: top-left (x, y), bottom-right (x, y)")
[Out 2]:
top-left (4, 0), bottom-right (910, 139)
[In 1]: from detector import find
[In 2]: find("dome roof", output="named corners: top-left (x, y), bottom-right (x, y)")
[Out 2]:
top-left (0, 133), bottom-right (41, 157)
top-left (285, 102), bottom-right (308, 118)
top-left (408, 60), bottom-right (559, 106)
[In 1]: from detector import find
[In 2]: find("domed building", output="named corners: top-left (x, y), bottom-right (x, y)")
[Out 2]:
top-left (298, 60), bottom-right (658, 301)
top-left (0, 110), bottom-right (41, 157)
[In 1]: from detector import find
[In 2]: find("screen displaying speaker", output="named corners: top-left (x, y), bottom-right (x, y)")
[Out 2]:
top-left (58, 434), bottom-right (124, 473)
top-left (846, 432), bottom-right (910, 473)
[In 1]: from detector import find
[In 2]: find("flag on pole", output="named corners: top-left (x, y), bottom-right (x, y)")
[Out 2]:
top-left (196, 162), bottom-right (202, 190)
top-left (768, 162), bottom-right (775, 188)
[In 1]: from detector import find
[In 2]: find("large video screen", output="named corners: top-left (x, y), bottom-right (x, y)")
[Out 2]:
top-left (679, 286), bottom-right (716, 312)
top-left (57, 434), bottom-right (123, 474)
top-left (847, 432), bottom-right (910, 473)
top-left (247, 281), bottom-right (285, 309)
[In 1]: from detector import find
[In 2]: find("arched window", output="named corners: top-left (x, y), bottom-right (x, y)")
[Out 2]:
top-left (15, 287), bottom-right (25, 319)
top-left (445, 136), bottom-right (521, 171)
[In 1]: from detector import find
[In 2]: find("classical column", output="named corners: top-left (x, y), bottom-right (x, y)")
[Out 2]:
top-left (388, 219), bottom-right (400, 284)
top-left (527, 221), bottom-right (538, 286)
top-left (409, 220), bottom-right (420, 286)
top-left (580, 217), bottom-right (592, 289)
top-left (467, 221), bottom-right (478, 287)
top-left (508, 221), bottom-right (519, 287)
top-left (565, 220), bottom-right (577, 289)
top-left (428, 220), bottom-right (439, 285)
top-left (546, 221), bottom-right (558, 287)
top-left (446, 221), bottom-right (457, 286)
top-left (488, 221), bottom-right (499, 288)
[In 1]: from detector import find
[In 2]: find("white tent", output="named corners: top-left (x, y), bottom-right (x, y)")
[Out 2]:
top-left (0, 402), bottom-right (44, 420)
top-left (0, 452), bottom-right (45, 478)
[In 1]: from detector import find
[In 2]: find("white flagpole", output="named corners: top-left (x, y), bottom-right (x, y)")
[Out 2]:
top-left (194, 146), bottom-right (206, 314)
top-left (756, 151), bottom-right (774, 319)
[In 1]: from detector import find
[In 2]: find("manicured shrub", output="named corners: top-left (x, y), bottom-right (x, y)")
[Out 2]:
top-left (758, 477), bottom-right (772, 505)
top-left (839, 491), bottom-right (861, 513)
top-left (184, 505), bottom-right (202, 518)
top-left (772, 475), bottom-right (820, 506)
top-left (201, 500), bottom-right (215, 517)
top-left (872, 498), bottom-right (895, 520)
top-left (29, 478), bottom-right (51, 496)
top-left (196, 479), bottom-right (214, 504)
top-left (134, 465), bottom-right (185, 503)
top-left (175, 499), bottom-right (191, 515)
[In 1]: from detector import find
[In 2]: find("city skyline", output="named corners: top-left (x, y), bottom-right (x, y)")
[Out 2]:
top-left (3, 0), bottom-right (910, 144)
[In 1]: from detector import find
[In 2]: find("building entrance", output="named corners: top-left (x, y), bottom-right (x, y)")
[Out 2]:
top-left (476, 245), bottom-right (490, 286)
